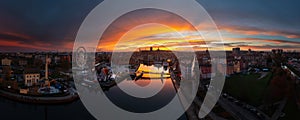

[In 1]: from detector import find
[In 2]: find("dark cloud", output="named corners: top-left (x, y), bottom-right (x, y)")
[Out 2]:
top-left (0, 0), bottom-right (103, 51)
top-left (222, 42), bottom-right (248, 47)
top-left (197, 0), bottom-right (300, 35)
top-left (0, 0), bottom-right (300, 51)
top-left (0, 32), bottom-right (33, 42)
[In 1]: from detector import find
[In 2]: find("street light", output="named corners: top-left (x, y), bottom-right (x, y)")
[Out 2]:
top-left (167, 59), bottom-right (171, 63)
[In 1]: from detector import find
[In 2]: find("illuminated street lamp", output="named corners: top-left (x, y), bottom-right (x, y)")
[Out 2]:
top-left (167, 59), bottom-right (171, 63)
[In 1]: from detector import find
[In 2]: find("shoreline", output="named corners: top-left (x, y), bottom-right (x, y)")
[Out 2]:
top-left (0, 89), bottom-right (79, 105)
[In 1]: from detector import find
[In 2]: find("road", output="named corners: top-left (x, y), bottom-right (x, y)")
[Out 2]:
top-left (219, 93), bottom-right (273, 120)
top-left (219, 97), bottom-right (262, 120)
top-left (271, 98), bottom-right (287, 120)
top-left (193, 96), bottom-right (227, 120)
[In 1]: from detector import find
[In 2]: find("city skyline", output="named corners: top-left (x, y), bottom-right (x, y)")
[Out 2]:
top-left (0, 1), bottom-right (300, 119)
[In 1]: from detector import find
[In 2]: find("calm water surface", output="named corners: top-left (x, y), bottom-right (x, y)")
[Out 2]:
top-left (0, 65), bottom-right (186, 120)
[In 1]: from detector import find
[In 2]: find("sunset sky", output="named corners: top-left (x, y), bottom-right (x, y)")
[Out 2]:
top-left (0, 0), bottom-right (300, 52)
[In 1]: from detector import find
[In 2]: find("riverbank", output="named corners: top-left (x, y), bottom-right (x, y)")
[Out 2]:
top-left (0, 89), bottom-right (79, 104)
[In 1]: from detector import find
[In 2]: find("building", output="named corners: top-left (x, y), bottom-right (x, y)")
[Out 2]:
top-left (24, 54), bottom-right (33, 58)
top-left (232, 47), bottom-right (241, 55)
top-left (20, 89), bottom-right (29, 94)
top-left (54, 56), bottom-right (60, 64)
top-left (227, 64), bottom-right (234, 75)
top-left (248, 48), bottom-right (252, 54)
top-left (58, 53), bottom-right (71, 63)
top-left (19, 60), bottom-right (27, 66)
top-left (241, 61), bottom-right (248, 71)
top-left (233, 61), bottom-right (241, 73)
top-left (272, 49), bottom-right (283, 54)
top-left (2, 66), bottom-right (12, 80)
top-left (1, 58), bottom-right (12, 66)
top-left (24, 69), bottom-right (40, 86)
top-left (200, 65), bottom-right (212, 79)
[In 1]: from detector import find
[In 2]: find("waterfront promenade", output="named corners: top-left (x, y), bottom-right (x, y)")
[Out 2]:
top-left (0, 88), bottom-right (78, 104)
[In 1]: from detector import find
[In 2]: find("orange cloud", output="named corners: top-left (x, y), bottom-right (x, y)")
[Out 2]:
top-left (97, 9), bottom-right (201, 52)
top-left (0, 32), bottom-right (74, 52)
top-left (0, 40), bottom-right (50, 50)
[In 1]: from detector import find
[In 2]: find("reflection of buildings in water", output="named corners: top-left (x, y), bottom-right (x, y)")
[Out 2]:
top-left (94, 50), bottom-right (180, 91)
top-left (136, 64), bottom-right (168, 73)
top-left (136, 64), bottom-right (170, 78)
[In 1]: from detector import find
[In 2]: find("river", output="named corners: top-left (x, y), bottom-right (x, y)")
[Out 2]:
top-left (0, 98), bottom-right (95, 120)
top-left (0, 64), bottom-right (187, 120)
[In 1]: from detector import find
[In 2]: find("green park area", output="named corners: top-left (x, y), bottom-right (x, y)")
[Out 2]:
top-left (223, 72), bottom-right (272, 106)
top-left (280, 100), bottom-right (300, 120)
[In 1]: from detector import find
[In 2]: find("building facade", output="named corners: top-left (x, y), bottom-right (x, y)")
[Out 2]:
top-left (24, 73), bottom-right (40, 87)
top-left (1, 58), bottom-right (12, 66)
top-left (19, 60), bottom-right (27, 66)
